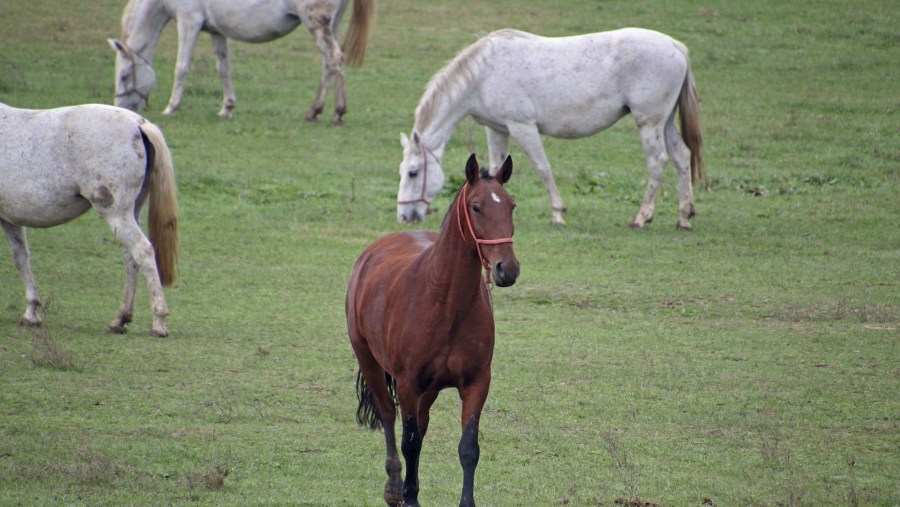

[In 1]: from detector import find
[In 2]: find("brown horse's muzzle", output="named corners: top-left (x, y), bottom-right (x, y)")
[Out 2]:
top-left (492, 259), bottom-right (519, 287)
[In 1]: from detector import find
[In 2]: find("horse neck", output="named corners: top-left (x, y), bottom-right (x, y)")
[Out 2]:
top-left (122, 0), bottom-right (171, 59)
top-left (414, 85), bottom-right (476, 155)
top-left (425, 193), bottom-right (485, 299)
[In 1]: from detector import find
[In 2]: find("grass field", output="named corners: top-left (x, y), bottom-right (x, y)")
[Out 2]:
top-left (1, 0), bottom-right (897, 505)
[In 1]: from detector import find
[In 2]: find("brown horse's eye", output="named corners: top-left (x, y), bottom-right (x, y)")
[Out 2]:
top-left (472, 204), bottom-right (481, 214)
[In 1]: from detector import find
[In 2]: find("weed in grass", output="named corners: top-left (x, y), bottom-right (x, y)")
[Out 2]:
top-left (26, 307), bottom-right (79, 371)
top-left (185, 463), bottom-right (230, 498)
top-left (602, 428), bottom-right (638, 499)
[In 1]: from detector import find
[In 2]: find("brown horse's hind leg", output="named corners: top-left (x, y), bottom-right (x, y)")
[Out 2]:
top-left (352, 345), bottom-right (403, 505)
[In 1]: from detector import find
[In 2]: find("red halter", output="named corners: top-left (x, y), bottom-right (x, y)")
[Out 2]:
top-left (397, 145), bottom-right (434, 207)
top-left (456, 182), bottom-right (514, 276)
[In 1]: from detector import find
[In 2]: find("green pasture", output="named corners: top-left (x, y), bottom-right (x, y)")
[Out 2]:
top-left (1, 0), bottom-right (897, 505)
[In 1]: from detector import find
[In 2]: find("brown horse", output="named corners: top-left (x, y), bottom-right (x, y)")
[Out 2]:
top-left (346, 154), bottom-right (519, 507)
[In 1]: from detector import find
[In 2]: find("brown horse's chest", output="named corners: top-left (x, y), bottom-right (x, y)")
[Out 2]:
top-left (388, 306), bottom-right (495, 389)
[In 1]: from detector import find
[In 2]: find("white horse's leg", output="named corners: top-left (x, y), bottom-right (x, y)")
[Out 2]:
top-left (104, 215), bottom-right (170, 337)
top-left (665, 114), bottom-right (695, 230)
top-left (107, 246), bottom-right (139, 335)
top-left (507, 122), bottom-right (567, 225)
top-left (1, 220), bottom-right (42, 327)
top-left (305, 21), bottom-right (345, 124)
top-left (163, 16), bottom-right (203, 115)
top-left (210, 33), bottom-right (236, 117)
top-left (630, 121), bottom-right (668, 229)
top-left (485, 128), bottom-right (510, 175)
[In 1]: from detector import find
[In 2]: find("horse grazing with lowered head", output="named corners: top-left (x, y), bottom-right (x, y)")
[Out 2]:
top-left (397, 27), bottom-right (704, 229)
top-left (109, 0), bottom-right (374, 123)
top-left (347, 154), bottom-right (519, 507)
top-left (0, 102), bottom-right (179, 337)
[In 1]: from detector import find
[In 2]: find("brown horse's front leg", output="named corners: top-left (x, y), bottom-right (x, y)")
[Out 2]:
top-left (400, 413), bottom-right (423, 506)
top-left (458, 416), bottom-right (480, 507)
top-left (458, 382), bottom-right (489, 507)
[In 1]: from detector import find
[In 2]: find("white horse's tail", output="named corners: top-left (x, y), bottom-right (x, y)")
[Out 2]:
top-left (342, 0), bottom-right (374, 67)
top-left (140, 120), bottom-right (179, 286)
top-left (674, 41), bottom-right (704, 184)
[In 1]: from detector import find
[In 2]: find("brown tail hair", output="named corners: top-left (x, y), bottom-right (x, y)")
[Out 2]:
top-left (140, 121), bottom-right (179, 286)
top-left (678, 64), bottom-right (704, 184)
top-left (341, 0), bottom-right (374, 67)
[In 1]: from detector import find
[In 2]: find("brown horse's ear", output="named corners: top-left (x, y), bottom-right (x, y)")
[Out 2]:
top-left (497, 155), bottom-right (513, 184)
top-left (465, 153), bottom-right (479, 184)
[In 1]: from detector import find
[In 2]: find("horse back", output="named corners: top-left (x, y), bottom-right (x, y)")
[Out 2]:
top-left (347, 231), bottom-right (437, 314)
top-left (474, 28), bottom-right (688, 135)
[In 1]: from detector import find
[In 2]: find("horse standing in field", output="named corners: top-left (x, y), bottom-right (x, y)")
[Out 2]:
top-left (109, 0), bottom-right (374, 123)
top-left (397, 27), bottom-right (704, 229)
top-left (0, 102), bottom-right (179, 337)
top-left (347, 154), bottom-right (519, 507)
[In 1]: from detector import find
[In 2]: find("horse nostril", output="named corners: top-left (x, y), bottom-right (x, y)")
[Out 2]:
top-left (494, 261), bottom-right (519, 287)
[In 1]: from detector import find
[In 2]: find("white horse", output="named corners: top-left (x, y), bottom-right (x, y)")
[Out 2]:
top-left (0, 102), bottom-right (179, 337)
top-left (109, 0), bottom-right (374, 123)
top-left (397, 28), bottom-right (704, 229)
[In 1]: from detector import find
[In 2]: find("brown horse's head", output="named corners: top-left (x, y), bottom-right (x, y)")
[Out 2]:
top-left (458, 154), bottom-right (519, 287)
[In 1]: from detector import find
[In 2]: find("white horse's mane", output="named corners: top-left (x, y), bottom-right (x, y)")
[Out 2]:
top-left (120, 0), bottom-right (141, 39)
top-left (414, 29), bottom-right (534, 132)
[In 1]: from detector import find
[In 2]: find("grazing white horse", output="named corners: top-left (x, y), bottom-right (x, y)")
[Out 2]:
top-left (397, 28), bottom-right (704, 229)
top-left (0, 102), bottom-right (179, 337)
top-left (109, 0), bottom-right (374, 123)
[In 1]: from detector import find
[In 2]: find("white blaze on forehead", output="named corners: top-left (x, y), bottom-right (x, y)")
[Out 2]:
top-left (491, 192), bottom-right (501, 203)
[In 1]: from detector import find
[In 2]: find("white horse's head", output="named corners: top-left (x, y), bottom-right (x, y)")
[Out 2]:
top-left (397, 131), bottom-right (445, 224)
top-left (109, 39), bottom-right (156, 113)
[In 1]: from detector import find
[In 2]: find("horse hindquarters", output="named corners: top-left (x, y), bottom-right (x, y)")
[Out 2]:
top-left (107, 121), bottom-right (178, 337)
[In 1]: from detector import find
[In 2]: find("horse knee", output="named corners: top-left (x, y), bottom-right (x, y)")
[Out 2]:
top-left (458, 424), bottom-right (480, 469)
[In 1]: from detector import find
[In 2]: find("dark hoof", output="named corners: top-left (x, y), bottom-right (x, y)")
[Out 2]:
top-left (628, 221), bottom-right (643, 229)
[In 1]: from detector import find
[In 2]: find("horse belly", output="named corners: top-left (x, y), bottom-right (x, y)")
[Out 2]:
top-left (535, 101), bottom-right (629, 138)
top-left (0, 187), bottom-right (91, 228)
top-left (203, 0), bottom-right (301, 41)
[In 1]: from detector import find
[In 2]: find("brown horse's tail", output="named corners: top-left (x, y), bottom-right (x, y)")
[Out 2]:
top-left (356, 370), bottom-right (396, 430)
top-left (675, 42), bottom-right (704, 184)
top-left (140, 120), bottom-right (179, 286)
top-left (341, 0), bottom-right (374, 67)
